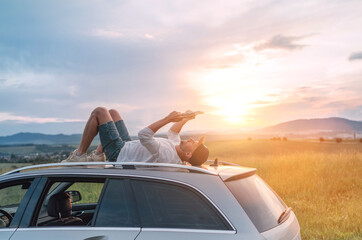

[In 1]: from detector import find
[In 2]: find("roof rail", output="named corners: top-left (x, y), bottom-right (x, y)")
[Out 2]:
top-left (205, 159), bottom-right (240, 167)
top-left (1, 162), bottom-right (218, 176)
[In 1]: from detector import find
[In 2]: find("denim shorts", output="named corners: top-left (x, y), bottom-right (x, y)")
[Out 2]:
top-left (98, 120), bottom-right (132, 162)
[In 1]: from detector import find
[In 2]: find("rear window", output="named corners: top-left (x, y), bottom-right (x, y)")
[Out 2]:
top-left (225, 174), bottom-right (286, 232)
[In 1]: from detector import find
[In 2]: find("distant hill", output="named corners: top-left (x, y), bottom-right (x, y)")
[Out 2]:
top-left (1, 117), bottom-right (361, 145)
top-left (261, 117), bottom-right (362, 134)
top-left (0, 132), bottom-right (87, 145)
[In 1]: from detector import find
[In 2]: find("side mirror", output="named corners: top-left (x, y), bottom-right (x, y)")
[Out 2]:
top-left (21, 182), bottom-right (31, 189)
top-left (65, 190), bottom-right (82, 203)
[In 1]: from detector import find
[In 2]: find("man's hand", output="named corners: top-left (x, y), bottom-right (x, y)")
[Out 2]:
top-left (165, 111), bottom-right (187, 122)
top-left (147, 111), bottom-right (182, 133)
top-left (182, 110), bottom-right (203, 120)
top-left (169, 110), bottom-right (203, 134)
top-left (147, 110), bottom-right (203, 134)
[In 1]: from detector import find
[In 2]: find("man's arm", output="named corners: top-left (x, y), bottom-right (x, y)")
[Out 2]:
top-left (138, 111), bottom-right (185, 156)
top-left (169, 110), bottom-right (197, 133)
top-left (169, 119), bottom-right (189, 134)
top-left (148, 111), bottom-right (185, 133)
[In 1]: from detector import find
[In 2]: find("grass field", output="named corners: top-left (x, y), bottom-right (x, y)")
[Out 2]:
top-left (0, 163), bottom-right (31, 174)
top-left (0, 140), bottom-right (361, 239)
top-left (0, 145), bottom-right (37, 155)
top-left (207, 139), bottom-right (362, 240)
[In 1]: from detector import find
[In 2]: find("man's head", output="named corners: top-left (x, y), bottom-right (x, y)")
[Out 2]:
top-left (178, 136), bottom-right (209, 166)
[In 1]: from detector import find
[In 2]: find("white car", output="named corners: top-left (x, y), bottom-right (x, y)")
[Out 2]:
top-left (0, 160), bottom-right (301, 240)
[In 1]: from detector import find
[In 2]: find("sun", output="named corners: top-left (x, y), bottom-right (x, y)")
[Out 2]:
top-left (186, 42), bottom-right (283, 126)
top-left (188, 67), bottom-right (270, 125)
top-left (202, 91), bottom-right (250, 124)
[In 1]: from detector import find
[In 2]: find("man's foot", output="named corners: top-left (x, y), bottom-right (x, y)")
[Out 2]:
top-left (61, 150), bottom-right (87, 163)
top-left (87, 150), bottom-right (106, 162)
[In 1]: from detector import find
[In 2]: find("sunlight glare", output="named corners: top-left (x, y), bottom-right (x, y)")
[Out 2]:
top-left (190, 67), bottom-right (271, 125)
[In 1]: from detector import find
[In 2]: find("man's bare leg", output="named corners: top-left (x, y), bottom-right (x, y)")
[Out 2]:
top-left (77, 107), bottom-right (114, 154)
top-left (95, 109), bottom-right (123, 153)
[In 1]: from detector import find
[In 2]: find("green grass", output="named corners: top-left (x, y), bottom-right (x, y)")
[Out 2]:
top-left (0, 145), bottom-right (37, 155)
top-left (0, 163), bottom-right (31, 174)
top-left (207, 139), bottom-right (362, 240)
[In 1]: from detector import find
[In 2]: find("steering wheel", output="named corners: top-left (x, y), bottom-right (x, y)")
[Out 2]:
top-left (0, 209), bottom-right (13, 227)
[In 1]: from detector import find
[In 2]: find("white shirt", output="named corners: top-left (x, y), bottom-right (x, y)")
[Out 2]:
top-left (116, 127), bottom-right (182, 164)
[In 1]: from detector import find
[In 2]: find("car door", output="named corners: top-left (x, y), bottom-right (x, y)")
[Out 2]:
top-left (10, 176), bottom-right (140, 240)
top-left (0, 177), bottom-right (40, 240)
top-left (131, 178), bottom-right (239, 240)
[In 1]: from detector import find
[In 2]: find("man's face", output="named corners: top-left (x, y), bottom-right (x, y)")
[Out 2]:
top-left (180, 138), bottom-right (199, 153)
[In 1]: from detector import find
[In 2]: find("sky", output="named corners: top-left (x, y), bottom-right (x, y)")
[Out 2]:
top-left (0, 0), bottom-right (362, 136)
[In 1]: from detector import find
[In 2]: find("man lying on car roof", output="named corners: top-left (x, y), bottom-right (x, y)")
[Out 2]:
top-left (63, 107), bottom-right (209, 166)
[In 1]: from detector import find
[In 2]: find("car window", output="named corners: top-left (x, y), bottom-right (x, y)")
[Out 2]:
top-left (225, 174), bottom-right (287, 232)
top-left (66, 182), bottom-right (104, 205)
top-left (0, 179), bottom-right (34, 228)
top-left (35, 179), bottom-right (105, 227)
top-left (94, 179), bottom-right (139, 227)
top-left (131, 179), bottom-right (231, 230)
top-left (0, 184), bottom-right (29, 207)
top-left (47, 182), bottom-right (61, 195)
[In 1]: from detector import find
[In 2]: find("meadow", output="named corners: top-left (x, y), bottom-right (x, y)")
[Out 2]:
top-left (207, 139), bottom-right (362, 240)
top-left (0, 163), bottom-right (31, 174)
top-left (0, 140), bottom-right (361, 239)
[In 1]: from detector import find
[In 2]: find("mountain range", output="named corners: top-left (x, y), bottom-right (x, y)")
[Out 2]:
top-left (0, 133), bottom-right (86, 145)
top-left (261, 117), bottom-right (362, 133)
top-left (0, 117), bottom-right (361, 145)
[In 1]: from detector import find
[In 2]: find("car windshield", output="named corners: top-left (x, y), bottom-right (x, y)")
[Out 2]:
top-left (225, 174), bottom-right (287, 232)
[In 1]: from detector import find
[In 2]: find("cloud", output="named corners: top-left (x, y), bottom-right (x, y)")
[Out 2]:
top-left (0, 0), bottom-right (362, 134)
top-left (204, 53), bottom-right (245, 69)
top-left (254, 34), bottom-right (307, 51)
top-left (33, 98), bottom-right (63, 104)
top-left (144, 34), bottom-right (155, 39)
top-left (0, 112), bottom-right (84, 124)
top-left (77, 102), bottom-right (141, 113)
top-left (92, 29), bottom-right (157, 41)
top-left (92, 29), bottom-right (123, 39)
top-left (204, 33), bottom-right (310, 69)
top-left (296, 86), bottom-right (311, 92)
top-left (348, 51), bottom-right (362, 61)
top-left (284, 85), bottom-right (361, 114)
top-left (250, 100), bottom-right (272, 105)
top-left (302, 97), bottom-right (323, 103)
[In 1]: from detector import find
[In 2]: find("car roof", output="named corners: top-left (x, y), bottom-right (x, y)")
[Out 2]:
top-left (0, 160), bottom-right (256, 182)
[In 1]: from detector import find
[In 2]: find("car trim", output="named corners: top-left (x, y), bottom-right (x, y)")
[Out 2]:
top-left (2, 162), bottom-right (218, 176)
top-left (19, 177), bottom-right (48, 228)
top-left (0, 228), bottom-right (16, 231)
top-left (13, 172), bottom-right (237, 232)
top-left (261, 211), bottom-right (300, 239)
top-left (141, 228), bottom-right (236, 234)
top-left (15, 227), bottom-right (141, 231)
top-left (219, 167), bottom-right (257, 182)
top-left (14, 227), bottom-right (236, 234)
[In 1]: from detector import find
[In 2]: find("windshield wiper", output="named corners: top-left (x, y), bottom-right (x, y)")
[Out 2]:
top-left (278, 207), bottom-right (292, 224)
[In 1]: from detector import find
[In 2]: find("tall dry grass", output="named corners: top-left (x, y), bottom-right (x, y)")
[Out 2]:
top-left (1, 140), bottom-right (360, 239)
top-left (207, 140), bottom-right (362, 240)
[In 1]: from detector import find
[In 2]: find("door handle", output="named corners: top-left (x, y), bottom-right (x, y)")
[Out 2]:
top-left (74, 210), bottom-right (85, 216)
top-left (84, 236), bottom-right (109, 240)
